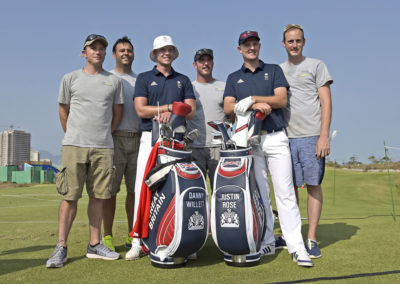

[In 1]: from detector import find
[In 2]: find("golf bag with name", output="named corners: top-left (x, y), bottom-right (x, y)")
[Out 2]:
top-left (210, 111), bottom-right (267, 267)
top-left (140, 102), bottom-right (209, 268)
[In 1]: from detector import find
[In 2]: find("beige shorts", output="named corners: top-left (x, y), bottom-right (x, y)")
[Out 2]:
top-left (110, 133), bottom-right (141, 196)
top-left (56, 146), bottom-right (114, 200)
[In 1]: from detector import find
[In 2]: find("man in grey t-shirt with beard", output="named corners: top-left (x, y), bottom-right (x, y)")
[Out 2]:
top-left (187, 48), bottom-right (225, 190)
top-left (280, 24), bottom-right (333, 259)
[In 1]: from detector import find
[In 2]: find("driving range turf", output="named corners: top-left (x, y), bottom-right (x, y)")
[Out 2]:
top-left (1, 168), bottom-right (399, 283)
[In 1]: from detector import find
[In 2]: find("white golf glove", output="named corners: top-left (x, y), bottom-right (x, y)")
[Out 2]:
top-left (234, 96), bottom-right (255, 115)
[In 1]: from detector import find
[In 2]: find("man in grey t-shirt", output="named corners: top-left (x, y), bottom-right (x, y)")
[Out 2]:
top-left (281, 24), bottom-right (333, 258)
top-left (187, 48), bottom-right (225, 189)
top-left (46, 34), bottom-right (123, 268)
top-left (102, 36), bottom-right (141, 252)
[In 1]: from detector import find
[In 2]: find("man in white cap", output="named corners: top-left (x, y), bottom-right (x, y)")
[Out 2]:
top-left (125, 35), bottom-right (196, 260)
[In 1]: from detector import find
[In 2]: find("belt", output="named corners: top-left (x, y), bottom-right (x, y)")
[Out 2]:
top-left (260, 128), bottom-right (284, 135)
top-left (113, 130), bottom-right (141, 137)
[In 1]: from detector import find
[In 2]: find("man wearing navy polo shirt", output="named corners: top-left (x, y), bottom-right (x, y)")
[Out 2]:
top-left (126, 35), bottom-right (196, 260)
top-left (223, 30), bottom-right (312, 267)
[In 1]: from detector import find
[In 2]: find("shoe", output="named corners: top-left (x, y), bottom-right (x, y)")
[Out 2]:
top-left (259, 242), bottom-right (275, 256)
top-left (292, 250), bottom-right (313, 267)
top-left (125, 235), bottom-right (133, 248)
top-left (86, 242), bottom-right (120, 260)
top-left (187, 253), bottom-right (197, 260)
top-left (125, 245), bottom-right (146, 260)
top-left (46, 244), bottom-right (67, 268)
top-left (275, 235), bottom-right (287, 250)
top-left (102, 235), bottom-right (115, 251)
top-left (306, 239), bottom-right (322, 258)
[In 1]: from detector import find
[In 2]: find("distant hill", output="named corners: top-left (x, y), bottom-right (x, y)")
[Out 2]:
top-left (39, 150), bottom-right (61, 166)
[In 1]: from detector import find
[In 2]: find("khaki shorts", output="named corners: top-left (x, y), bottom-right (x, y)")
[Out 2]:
top-left (56, 146), bottom-right (114, 200)
top-left (110, 133), bottom-right (141, 196)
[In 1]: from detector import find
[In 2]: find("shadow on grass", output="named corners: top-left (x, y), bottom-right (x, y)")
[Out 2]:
top-left (302, 222), bottom-right (359, 248)
top-left (0, 245), bottom-right (54, 256)
top-left (0, 256), bottom-right (85, 276)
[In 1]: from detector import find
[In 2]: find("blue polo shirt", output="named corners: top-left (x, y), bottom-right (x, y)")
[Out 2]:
top-left (134, 66), bottom-right (195, 131)
top-left (224, 60), bottom-right (289, 132)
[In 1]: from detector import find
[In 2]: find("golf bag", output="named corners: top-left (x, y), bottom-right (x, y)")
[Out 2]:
top-left (139, 102), bottom-right (209, 268)
top-left (210, 111), bottom-right (267, 267)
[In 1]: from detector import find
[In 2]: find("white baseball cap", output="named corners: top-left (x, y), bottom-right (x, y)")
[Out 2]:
top-left (149, 35), bottom-right (179, 62)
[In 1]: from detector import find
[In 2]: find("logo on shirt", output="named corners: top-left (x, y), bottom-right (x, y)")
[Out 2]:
top-left (237, 79), bottom-right (244, 84)
top-left (177, 80), bottom-right (182, 89)
top-left (264, 73), bottom-right (269, 80)
top-left (103, 81), bottom-right (113, 86)
top-left (150, 81), bottom-right (158, 86)
top-left (300, 73), bottom-right (308, 77)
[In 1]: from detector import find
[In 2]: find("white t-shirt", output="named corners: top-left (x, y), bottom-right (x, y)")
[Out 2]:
top-left (58, 69), bottom-right (124, 148)
top-left (109, 70), bottom-right (141, 132)
top-left (280, 57), bottom-right (333, 138)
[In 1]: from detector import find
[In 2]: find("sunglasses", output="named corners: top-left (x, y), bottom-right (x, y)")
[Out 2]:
top-left (284, 24), bottom-right (303, 32)
top-left (85, 34), bottom-right (106, 43)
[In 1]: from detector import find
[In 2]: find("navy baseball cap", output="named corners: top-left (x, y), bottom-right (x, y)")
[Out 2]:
top-left (238, 31), bottom-right (260, 45)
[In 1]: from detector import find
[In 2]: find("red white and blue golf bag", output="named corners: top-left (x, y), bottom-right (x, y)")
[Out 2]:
top-left (209, 111), bottom-right (267, 267)
top-left (139, 102), bottom-right (209, 268)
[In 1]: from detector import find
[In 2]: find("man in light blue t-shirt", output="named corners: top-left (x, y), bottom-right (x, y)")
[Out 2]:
top-left (281, 24), bottom-right (333, 259)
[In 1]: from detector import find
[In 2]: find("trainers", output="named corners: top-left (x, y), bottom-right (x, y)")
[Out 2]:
top-left (46, 244), bottom-right (67, 268)
top-left (306, 239), bottom-right (322, 258)
top-left (102, 235), bottom-right (115, 251)
top-left (125, 235), bottom-right (133, 248)
top-left (86, 242), bottom-right (120, 260)
top-left (292, 250), bottom-right (313, 267)
top-left (259, 242), bottom-right (275, 256)
top-left (275, 235), bottom-right (287, 250)
top-left (187, 252), bottom-right (197, 260)
top-left (125, 245), bottom-right (146, 260)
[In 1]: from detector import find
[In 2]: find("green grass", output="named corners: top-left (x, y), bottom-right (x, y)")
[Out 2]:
top-left (1, 168), bottom-right (400, 283)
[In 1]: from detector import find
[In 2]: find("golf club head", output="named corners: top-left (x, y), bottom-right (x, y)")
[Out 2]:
top-left (184, 129), bottom-right (200, 143)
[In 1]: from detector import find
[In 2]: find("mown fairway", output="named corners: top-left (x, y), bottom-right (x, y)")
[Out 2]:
top-left (1, 168), bottom-right (400, 283)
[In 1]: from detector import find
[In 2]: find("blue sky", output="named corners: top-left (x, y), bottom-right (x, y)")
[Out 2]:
top-left (0, 0), bottom-right (399, 163)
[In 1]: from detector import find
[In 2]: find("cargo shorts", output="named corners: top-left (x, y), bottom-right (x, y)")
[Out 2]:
top-left (56, 146), bottom-right (114, 200)
top-left (110, 133), bottom-right (141, 196)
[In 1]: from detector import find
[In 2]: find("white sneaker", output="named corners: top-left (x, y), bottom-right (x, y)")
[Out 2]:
top-left (187, 253), bottom-right (197, 260)
top-left (292, 250), bottom-right (313, 267)
top-left (259, 242), bottom-right (275, 256)
top-left (125, 245), bottom-right (145, 261)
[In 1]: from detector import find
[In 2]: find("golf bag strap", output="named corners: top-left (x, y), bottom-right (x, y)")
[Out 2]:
top-left (145, 157), bottom-right (192, 192)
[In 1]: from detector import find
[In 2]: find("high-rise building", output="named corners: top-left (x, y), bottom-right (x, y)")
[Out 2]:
top-left (0, 130), bottom-right (31, 170)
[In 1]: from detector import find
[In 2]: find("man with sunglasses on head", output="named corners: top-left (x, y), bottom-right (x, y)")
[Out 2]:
top-left (46, 34), bottom-right (123, 268)
top-left (281, 24), bottom-right (333, 259)
top-left (102, 36), bottom-right (141, 252)
top-left (223, 30), bottom-right (313, 267)
top-left (125, 35), bottom-right (195, 260)
top-left (186, 48), bottom-right (225, 192)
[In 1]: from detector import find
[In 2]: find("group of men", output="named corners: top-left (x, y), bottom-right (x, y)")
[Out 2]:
top-left (46, 24), bottom-right (333, 269)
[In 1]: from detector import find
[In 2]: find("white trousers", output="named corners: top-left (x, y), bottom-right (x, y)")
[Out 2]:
top-left (258, 130), bottom-right (306, 253)
top-left (253, 146), bottom-right (275, 246)
top-left (132, 131), bottom-right (152, 232)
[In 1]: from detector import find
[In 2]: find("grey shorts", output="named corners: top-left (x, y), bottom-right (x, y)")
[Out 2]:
top-left (111, 132), bottom-right (141, 196)
top-left (56, 146), bottom-right (114, 200)
top-left (289, 136), bottom-right (325, 187)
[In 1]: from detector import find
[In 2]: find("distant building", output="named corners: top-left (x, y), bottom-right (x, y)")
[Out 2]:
top-left (0, 130), bottom-right (31, 170)
top-left (30, 149), bottom-right (40, 162)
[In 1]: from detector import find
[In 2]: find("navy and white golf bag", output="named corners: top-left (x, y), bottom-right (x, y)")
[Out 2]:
top-left (209, 111), bottom-right (267, 267)
top-left (141, 102), bottom-right (209, 268)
